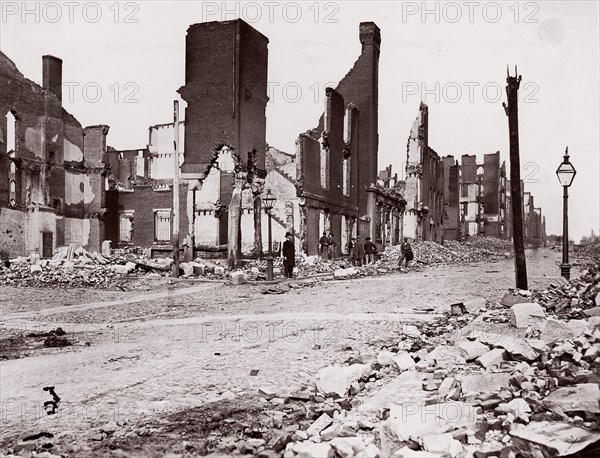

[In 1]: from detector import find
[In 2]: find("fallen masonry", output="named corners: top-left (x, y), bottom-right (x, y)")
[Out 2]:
top-left (0, 236), bottom-right (515, 288)
top-left (2, 249), bottom-right (599, 457)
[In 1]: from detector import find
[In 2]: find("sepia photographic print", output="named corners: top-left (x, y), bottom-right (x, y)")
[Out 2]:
top-left (1, 1), bottom-right (599, 457)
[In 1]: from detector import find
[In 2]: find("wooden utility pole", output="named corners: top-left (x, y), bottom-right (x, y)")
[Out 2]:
top-left (172, 100), bottom-right (180, 278)
top-left (503, 67), bottom-right (528, 290)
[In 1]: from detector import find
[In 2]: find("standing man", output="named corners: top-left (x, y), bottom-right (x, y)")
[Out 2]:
top-left (319, 231), bottom-right (330, 259)
top-left (398, 237), bottom-right (414, 268)
top-left (353, 236), bottom-right (365, 266)
top-left (364, 237), bottom-right (376, 265)
top-left (282, 232), bottom-right (295, 278)
top-left (328, 233), bottom-right (337, 259)
top-left (347, 237), bottom-right (355, 259)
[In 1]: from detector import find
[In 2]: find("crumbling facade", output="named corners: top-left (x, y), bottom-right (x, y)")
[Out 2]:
top-left (400, 102), bottom-right (445, 243)
top-left (103, 21), bottom-right (398, 259)
top-left (178, 19), bottom-right (269, 264)
top-left (104, 19), bottom-right (270, 262)
top-left (294, 22), bottom-right (383, 255)
top-left (455, 152), bottom-right (508, 239)
top-left (0, 52), bottom-right (108, 258)
top-left (442, 156), bottom-right (460, 241)
top-left (368, 165), bottom-right (406, 248)
top-left (524, 193), bottom-right (545, 246)
top-left (442, 152), bottom-right (545, 244)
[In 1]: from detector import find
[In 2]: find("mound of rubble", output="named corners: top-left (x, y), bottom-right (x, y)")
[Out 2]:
top-left (196, 267), bottom-right (599, 457)
top-left (382, 237), bottom-right (513, 267)
top-left (573, 242), bottom-right (600, 267)
top-left (0, 246), bottom-right (172, 288)
top-left (534, 260), bottom-right (600, 319)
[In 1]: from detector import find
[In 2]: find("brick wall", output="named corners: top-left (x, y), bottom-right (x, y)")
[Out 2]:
top-left (334, 22), bottom-right (380, 216)
top-left (443, 156), bottom-right (460, 240)
top-left (179, 19), bottom-right (268, 177)
top-left (106, 185), bottom-right (189, 248)
top-left (483, 152), bottom-right (500, 215)
top-left (0, 51), bottom-right (106, 255)
top-left (0, 207), bottom-right (25, 257)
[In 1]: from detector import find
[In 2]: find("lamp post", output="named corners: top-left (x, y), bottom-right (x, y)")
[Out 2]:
top-left (262, 189), bottom-right (277, 281)
top-left (556, 147), bottom-right (576, 279)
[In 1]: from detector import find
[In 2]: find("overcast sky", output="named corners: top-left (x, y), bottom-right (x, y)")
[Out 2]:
top-left (2, 1), bottom-right (598, 241)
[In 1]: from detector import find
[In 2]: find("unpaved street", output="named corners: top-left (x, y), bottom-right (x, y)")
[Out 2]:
top-left (0, 248), bottom-right (574, 455)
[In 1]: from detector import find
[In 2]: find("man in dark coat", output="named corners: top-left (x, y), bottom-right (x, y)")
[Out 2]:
top-left (328, 233), bottom-right (337, 260)
top-left (364, 237), bottom-right (377, 265)
top-left (319, 231), bottom-right (330, 259)
top-left (282, 232), bottom-right (295, 278)
top-left (352, 237), bottom-right (365, 266)
top-left (398, 237), bottom-right (414, 268)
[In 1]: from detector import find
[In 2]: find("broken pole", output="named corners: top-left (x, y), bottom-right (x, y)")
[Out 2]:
top-left (172, 100), bottom-right (180, 278)
top-left (503, 67), bottom-right (528, 290)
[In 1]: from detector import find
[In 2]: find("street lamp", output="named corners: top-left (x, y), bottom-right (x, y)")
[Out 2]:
top-left (262, 189), bottom-right (277, 281)
top-left (556, 147), bottom-right (576, 279)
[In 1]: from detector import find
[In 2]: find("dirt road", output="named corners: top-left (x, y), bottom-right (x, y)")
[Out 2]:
top-left (0, 247), bottom-right (572, 455)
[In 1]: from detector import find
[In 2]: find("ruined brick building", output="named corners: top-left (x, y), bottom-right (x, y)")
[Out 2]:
top-left (293, 22), bottom-right (406, 255)
top-left (399, 102), bottom-right (445, 243)
top-left (400, 101), bottom-right (546, 246)
top-left (0, 52), bottom-right (108, 258)
top-left (104, 19), bottom-right (269, 262)
top-left (441, 153), bottom-right (545, 244)
top-left (443, 152), bottom-right (509, 239)
top-left (104, 20), bottom-right (405, 259)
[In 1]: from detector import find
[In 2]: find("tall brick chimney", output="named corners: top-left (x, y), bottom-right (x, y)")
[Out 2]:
top-left (42, 55), bottom-right (62, 101)
top-left (359, 22), bottom-right (381, 53)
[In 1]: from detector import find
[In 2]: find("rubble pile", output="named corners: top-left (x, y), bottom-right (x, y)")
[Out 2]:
top-left (382, 237), bottom-right (512, 268)
top-left (0, 246), bottom-right (174, 288)
top-left (573, 242), bottom-right (600, 267)
top-left (228, 270), bottom-right (600, 457)
top-left (0, 256), bottom-right (119, 288)
top-left (533, 260), bottom-right (600, 319)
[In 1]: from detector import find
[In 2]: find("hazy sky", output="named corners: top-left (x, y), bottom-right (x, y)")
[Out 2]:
top-left (2, 1), bottom-right (598, 241)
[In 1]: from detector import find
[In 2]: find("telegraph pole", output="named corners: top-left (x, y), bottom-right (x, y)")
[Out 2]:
top-left (503, 67), bottom-right (528, 290)
top-left (172, 100), bottom-right (180, 278)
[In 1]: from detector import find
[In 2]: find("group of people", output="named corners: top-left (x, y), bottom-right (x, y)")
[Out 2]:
top-left (346, 235), bottom-right (377, 266)
top-left (318, 232), bottom-right (338, 260)
top-left (318, 232), bottom-right (391, 267)
top-left (281, 231), bottom-right (415, 280)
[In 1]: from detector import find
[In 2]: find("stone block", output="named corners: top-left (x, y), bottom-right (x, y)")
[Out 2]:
top-left (542, 384), bottom-right (600, 413)
top-left (510, 303), bottom-right (546, 329)
top-left (101, 240), bottom-right (112, 256)
top-left (334, 268), bottom-right (357, 279)
top-left (377, 350), bottom-right (395, 366)
top-left (392, 352), bottom-right (416, 372)
top-left (500, 292), bottom-right (530, 307)
top-left (30, 264), bottom-right (43, 275)
top-left (456, 340), bottom-right (490, 361)
top-left (230, 270), bottom-right (247, 285)
top-left (421, 433), bottom-right (463, 457)
top-left (384, 402), bottom-right (478, 443)
top-left (214, 266), bottom-right (225, 276)
top-left (316, 364), bottom-right (371, 397)
top-left (424, 345), bottom-right (466, 367)
top-left (438, 377), bottom-right (456, 397)
top-left (463, 297), bottom-right (486, 313)
top-left (330, 437), bottom-right (367, 458)
top-left (476, 349), bottom-right (506, 369)
top-left (306, 413), bottom-right (333, 436)
top-left (510, 421), bottom-right (600, 457)
top-left (458, 373), bottom-right (510, 395)
top-left (291, 441), bottom-right (332, 458)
